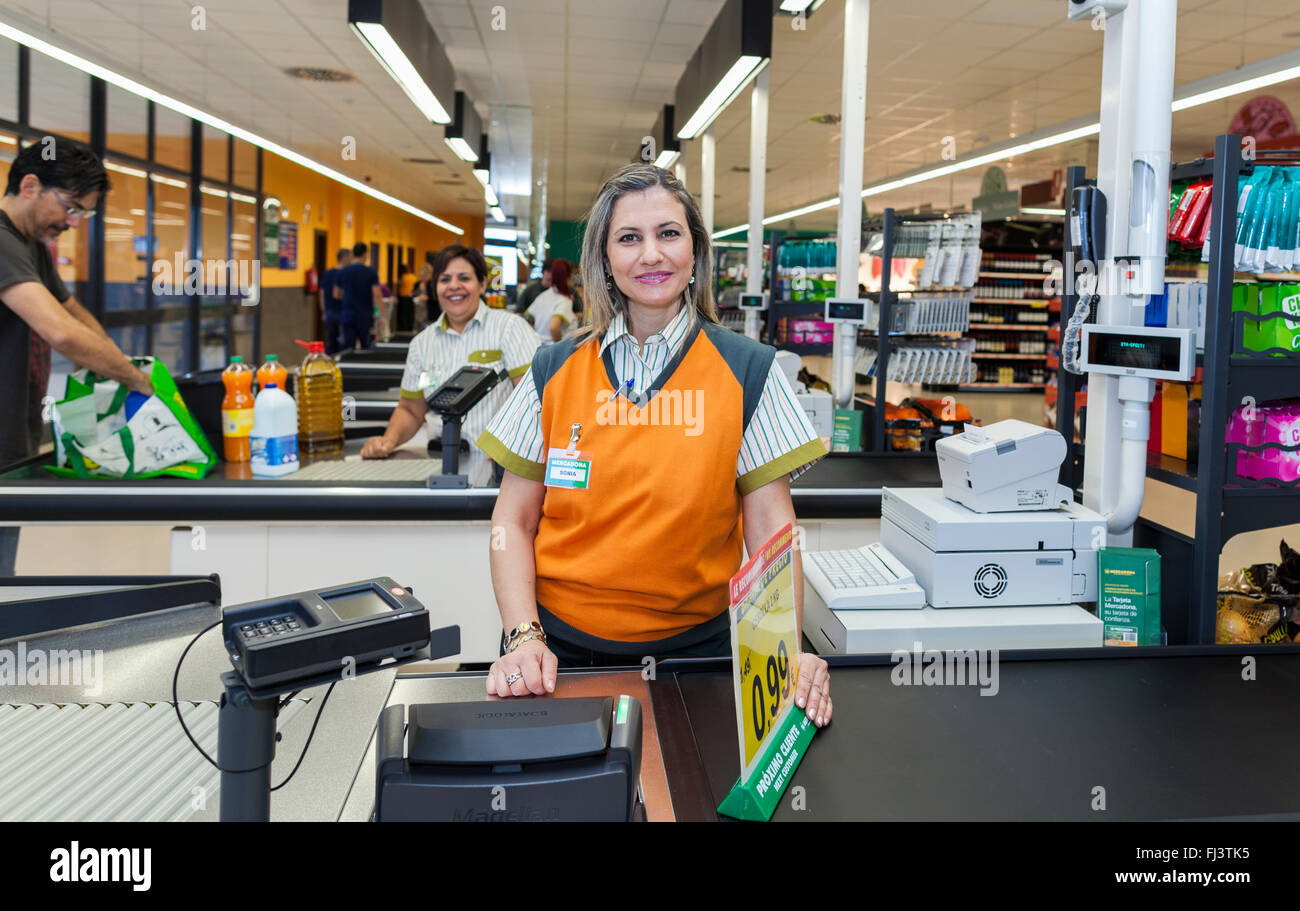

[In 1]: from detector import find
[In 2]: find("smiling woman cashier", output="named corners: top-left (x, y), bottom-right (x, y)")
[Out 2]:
top-left (360, 245), bottom-right (538, 486)
top-left (477, 165), bottom-right (833, 728)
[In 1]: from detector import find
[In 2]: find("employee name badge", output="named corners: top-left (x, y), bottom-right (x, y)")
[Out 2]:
top-left (545, 422), bottom-right (592, 489)
top-left (544, 447), bottom-right (592, 489)
top-left (717, 523), bottom-right (817, 822)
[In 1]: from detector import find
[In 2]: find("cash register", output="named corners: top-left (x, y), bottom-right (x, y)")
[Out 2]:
top-left (804, 420), bottom-right (1105, 653)
top-left (375, 695), bottom-right (644, 822)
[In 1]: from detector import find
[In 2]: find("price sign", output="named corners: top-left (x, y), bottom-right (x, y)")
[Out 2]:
top-left (728, 523), bottom-right (800, 779)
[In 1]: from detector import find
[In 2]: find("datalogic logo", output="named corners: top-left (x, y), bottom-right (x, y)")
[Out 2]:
top-left (49, 842), bottom-right (151, 891)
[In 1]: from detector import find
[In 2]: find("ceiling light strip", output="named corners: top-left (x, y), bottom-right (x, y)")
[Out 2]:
top-left (714, 48), bottom-right (1300, 239)
top-left (0, 19), bottom-right (463, 235)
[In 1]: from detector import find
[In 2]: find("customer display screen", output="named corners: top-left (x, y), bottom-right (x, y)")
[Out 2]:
top-left (1087, 333), bottom-right (1181, 371)
top-left (326, 589), bottom-right (396, 621)
top-left (827, 300), bottom-right (866, 321)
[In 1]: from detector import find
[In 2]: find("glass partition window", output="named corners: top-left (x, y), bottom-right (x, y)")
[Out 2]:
top-left (103, 160), bottom-right (149, 312)
top-left (231, 195), bottom-right (257, 267)
top-left (106, 85), bottom-right (148, 159)
top-left (232, 138), bottom-right (257, 189)
top-left (0, 37), bottom-right (17, 123)
top-left (154, 106), bottom-right (191, 172)
top-left (154, 319), bottom-right (193, 376)
top-left (29, 52), bottom-right (90, 142)
top-left (202, 124), bottom-right (229, 182)
top-left (199, 184), bottom-right (231, 368)
top-left (152, 173), bottom-right (191, 372)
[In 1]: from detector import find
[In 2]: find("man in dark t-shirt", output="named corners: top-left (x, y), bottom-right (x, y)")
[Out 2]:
top-left (0, 138), bottom-right (152, 574)
top-left (319, 247), bottom-right (351, 354)
top-left (334, 241), bottom-right (381, 350)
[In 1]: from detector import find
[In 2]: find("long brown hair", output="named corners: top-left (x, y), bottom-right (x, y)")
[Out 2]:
top-left (577, 164), bottom-right (717, 342)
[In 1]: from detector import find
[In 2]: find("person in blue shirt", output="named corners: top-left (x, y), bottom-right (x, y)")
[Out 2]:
top-left (333, 242), bottom-right (382, 350)
top-left (319, 247), bottom-right (350, 354)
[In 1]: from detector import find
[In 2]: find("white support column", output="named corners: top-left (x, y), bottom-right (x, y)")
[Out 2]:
top-left (833, 0), bottom-right (869, 409)
top-left (675, 160), bottom-right (687, 189)
top-left (1083, 4), bottom-right (1134, 519)
top-left (1083, 0), bottom-right (1176, 539)
top-left (701, 126), bottom-right (716, 237)
top-left (745, 67), bottom-right (770, 340)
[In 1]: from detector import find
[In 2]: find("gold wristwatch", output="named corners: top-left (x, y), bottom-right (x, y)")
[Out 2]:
top-left (504, 620), bottom-right (545, 652)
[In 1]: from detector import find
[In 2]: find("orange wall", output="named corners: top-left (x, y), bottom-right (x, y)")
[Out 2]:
top-left (260, 153), bottom-right (484, 288)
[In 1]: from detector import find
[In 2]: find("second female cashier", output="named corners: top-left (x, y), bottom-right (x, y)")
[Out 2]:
top-left (360, 245), bottom-right (538, 486)
top-left (478, 163), bottom-right (833, 728)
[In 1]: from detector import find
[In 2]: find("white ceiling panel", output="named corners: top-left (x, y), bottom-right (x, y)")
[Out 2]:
top-left (0, 0), bottom-right (1297, 234)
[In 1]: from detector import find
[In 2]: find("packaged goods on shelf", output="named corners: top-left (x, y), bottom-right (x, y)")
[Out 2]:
top-left (876, 291), bottom-right (972, 334)
top-left (1225, 398), bottom-right (1300, 483)
top-left (1169, 167), bottom-right (1300, 273)
top-left (777, 317), bottom-right (833, 347)
top-left (1215, 541), bottom-right (1300, 644)
top-left (856, 337), bottom-right (975, 386)
top-left (864, 213), bottom-right (982, 290)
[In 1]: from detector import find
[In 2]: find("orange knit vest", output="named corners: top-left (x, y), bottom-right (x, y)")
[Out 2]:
top-left (534, 329), bottom-right (747, 642)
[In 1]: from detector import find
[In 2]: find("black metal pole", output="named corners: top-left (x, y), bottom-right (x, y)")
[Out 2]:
top-left (765, 233), bottom-right (783, 346)
top-left (1057, 165), bottom-right (1088, 493)
top-left (88, 77), bottom-right (107, 321)
top-left (217, 671), bottom-right (278, 822)
top-left (1189, 133), bottom-right (1240, 646)
top-left (441, 415), bottom-right (461, 476)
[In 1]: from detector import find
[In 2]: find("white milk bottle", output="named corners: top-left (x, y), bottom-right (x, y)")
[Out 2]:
top-left (250, 383), bottom-right (300, 477)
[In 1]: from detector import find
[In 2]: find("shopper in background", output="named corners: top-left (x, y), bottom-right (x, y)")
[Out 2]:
top-left (525, 259), bottom-right (576, 343)
top-left (396, 263), bottom-right (417, 333)
top-left (377, 281), bottom-right (396, 342)
top-left (320, 247), bottom-right (350, 355)
top-left (0, 137), bottom-right (154, 574)
top-left (360, 245), bottom-right (538, 487)
top-left (334, 242), bottom-right (382, 350)
top-left (412, 262), bottom-right (436, 326)
top-left (479, 164), bottom-right (832, 728)
top-left (513, 257), bottom-right (553, 314)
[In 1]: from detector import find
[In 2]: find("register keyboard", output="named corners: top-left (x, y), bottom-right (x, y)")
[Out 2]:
top-left (805, 543), bottom-right (926, 610)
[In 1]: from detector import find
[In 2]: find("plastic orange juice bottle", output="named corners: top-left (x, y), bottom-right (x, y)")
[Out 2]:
top-left (256, 353), bottom-right (288, 393)
top-left (221, 356), bottom-right (255, 462)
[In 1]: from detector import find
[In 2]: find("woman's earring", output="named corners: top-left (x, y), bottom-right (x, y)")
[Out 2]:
top-left (689, 273), bottom-right (696, 285)
top-left (605, 273), bottom-right (613, 290)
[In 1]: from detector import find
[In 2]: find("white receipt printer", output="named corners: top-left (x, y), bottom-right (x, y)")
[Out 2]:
top-left (881, 487), bottom-right (1105, 608)
top-left (936, 420), bottom-right (1071, 513)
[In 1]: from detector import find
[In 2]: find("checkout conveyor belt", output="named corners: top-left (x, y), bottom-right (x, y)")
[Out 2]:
top-left (0, 582), bottom-right (398, 822)
top-left (0, 698), bottom-right (308, 821)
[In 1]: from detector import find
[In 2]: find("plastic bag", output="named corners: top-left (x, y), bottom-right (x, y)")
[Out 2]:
top-left (47, 357), bottom-right (217, 479)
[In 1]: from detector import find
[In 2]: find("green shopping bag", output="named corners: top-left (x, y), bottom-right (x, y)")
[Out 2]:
top-left (46, 357), bottom-right (218, 479)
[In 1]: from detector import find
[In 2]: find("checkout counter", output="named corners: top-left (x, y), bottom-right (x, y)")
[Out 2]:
top-left (0, 436), bottom-right (939, 662)
top-left (3, 575), bottom-right (1298, 821)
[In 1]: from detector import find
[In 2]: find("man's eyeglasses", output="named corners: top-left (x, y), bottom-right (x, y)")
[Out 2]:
top-left (43, 186), bottom-right (97, 221)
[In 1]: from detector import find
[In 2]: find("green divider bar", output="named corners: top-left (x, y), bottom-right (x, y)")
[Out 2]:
top-left (717, 709), bottom-right (817, 821)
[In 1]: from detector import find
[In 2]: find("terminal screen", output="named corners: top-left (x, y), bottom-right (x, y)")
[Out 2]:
top-left (327, 590), bottom-right (395, 621)
top-left (1088, 333), bottom-right (1180, 371)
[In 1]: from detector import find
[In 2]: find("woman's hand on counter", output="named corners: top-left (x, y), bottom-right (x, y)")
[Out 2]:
top-left (360, 437), bottom-right (395, 459)
top-left (795, 652), bottom-right (832, 727)
top-left (488, 638), bottom-right (557, 697)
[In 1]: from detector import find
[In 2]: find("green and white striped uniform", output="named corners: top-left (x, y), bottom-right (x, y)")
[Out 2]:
top-left (400, 301), bottom-right (539, 486)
